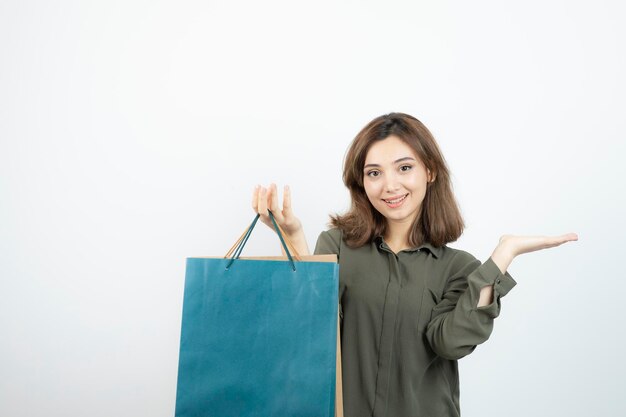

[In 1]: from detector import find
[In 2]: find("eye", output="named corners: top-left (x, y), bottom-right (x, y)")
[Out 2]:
top-left (399, 165), bottom-right (413, 172)
top-left (366, 170), bottom-right (381, 178)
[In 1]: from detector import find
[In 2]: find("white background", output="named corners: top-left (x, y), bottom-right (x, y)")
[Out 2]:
top-left (1, 0), bottom-right (624, 416)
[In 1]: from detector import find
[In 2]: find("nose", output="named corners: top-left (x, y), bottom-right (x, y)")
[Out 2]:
top-left (384, 171), bottom-right (401, 193)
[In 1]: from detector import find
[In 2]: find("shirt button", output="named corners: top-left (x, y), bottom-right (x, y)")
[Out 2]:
top-left (496, 278), bottom-right (501, 284)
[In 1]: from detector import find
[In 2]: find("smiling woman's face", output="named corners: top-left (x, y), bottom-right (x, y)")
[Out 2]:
top-left (362, 135), bottom-right (432, 229)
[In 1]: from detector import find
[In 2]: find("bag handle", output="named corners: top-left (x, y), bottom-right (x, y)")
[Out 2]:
top-left (224, 214), bottom-right (301, 260)
top-left (272, 221), bottom-right (302, 259)
top-left (224, 210), bottom-right (299, 271)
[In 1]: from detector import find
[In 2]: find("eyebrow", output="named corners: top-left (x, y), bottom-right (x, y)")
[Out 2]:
top-left (363, 157), bottom-right (416, 169)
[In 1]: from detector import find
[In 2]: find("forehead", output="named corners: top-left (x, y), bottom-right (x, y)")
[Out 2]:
top-left (364, 135), bottom-right (420, 164)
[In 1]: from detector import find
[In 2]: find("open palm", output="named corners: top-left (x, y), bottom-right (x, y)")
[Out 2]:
top-left (499, 233), bottom-right (579, 257)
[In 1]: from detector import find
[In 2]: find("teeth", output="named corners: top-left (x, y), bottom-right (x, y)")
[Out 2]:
top-left (384, 194), bottom-right (407, 204)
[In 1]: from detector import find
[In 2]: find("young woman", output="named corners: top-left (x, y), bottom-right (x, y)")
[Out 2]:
top-left (251, 112), bottom-right (577, 417)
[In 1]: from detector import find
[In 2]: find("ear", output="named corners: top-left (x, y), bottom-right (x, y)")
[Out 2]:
top-left (427, 169), bottom-right (436, 183)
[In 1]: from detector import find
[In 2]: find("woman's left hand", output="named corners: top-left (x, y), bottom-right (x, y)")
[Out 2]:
top-left (490, 233), bottom-right (578, 274)
top-left (499, 233), bottom-right (579, 257)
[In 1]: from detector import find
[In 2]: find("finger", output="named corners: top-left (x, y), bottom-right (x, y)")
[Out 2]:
top-left (269, 183), bottom-right (284, 222)
top-left (258, 186), bottom-right (268, 216)
top-left (283, 185), bottom-right (293, 215)
top-left (548, 233), bottom-right (579, 246)
top-left (251, 185), bottom-right (260, 211)
top-left (563, 233), bottom-right (579, 241)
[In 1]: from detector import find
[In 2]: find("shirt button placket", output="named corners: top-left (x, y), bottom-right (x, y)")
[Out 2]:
top-left (372, 252), bottom-right (401, 417)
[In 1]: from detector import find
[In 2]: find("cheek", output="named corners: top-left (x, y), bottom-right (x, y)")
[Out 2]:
top-left (406, 172), bottom-right (426, 190)
top-left (363, 181), bottom-right (381, 203)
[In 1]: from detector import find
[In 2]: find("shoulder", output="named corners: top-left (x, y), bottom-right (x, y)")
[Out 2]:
top-left (438, 245), bottom-right (482, 275)
top-left (314, 228), bottom-right (343, 256)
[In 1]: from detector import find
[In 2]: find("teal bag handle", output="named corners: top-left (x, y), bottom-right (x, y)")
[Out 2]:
top-left (226, 210), bottom-right (297, 271)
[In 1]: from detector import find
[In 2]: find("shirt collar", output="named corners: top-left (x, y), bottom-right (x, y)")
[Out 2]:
top-left (375, 236), bottom-right (443, 259)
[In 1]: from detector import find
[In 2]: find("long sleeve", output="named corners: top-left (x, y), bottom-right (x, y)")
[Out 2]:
top-left (314, 232), bottom-right (517, 416)
top-left (425, 254), bottom-right (517, 360)
top-left (314, 230), bottom-right (341, 257)
top-left (314, 230), bottom-right (344, 325)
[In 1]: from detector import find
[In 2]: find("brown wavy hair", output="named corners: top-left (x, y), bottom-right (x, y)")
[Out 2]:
top-left (330, 112), bottom-right (465, 248)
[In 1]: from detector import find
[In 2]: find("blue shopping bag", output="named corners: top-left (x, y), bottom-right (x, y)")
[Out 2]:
top-left (175, 212), bottom-right (341, 417)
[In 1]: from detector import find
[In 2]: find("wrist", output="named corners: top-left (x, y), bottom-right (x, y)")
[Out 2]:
top-left (491, 241), bottom-right (514, 274)
top-left (281, 228), bottom-right (309, 255)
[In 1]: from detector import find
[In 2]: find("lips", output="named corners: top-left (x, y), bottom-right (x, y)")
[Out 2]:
top-left (382, 194), bottom-right (408, 206)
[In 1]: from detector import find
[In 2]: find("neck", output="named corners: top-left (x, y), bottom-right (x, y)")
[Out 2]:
top-left (383, 219), bottom-right (413, 252)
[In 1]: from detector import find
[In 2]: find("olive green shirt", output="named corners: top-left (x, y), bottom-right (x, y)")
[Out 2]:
top-left (314, 228), bottom-right (517, 417)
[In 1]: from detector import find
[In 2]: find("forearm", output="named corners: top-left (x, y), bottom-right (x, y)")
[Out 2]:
top-left (477, 244), bottom-right (515, 307)
top-left (477, 285), bottom-right (494, 307)
top-left (426, 257), bottom-right (517, 359)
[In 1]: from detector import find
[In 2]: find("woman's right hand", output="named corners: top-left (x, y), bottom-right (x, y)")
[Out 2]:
top-left (251, 184), bottom-right (310, 255)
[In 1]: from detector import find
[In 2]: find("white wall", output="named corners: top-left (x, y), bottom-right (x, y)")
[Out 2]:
top-left (1, 0), bottom-right (624, 416)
